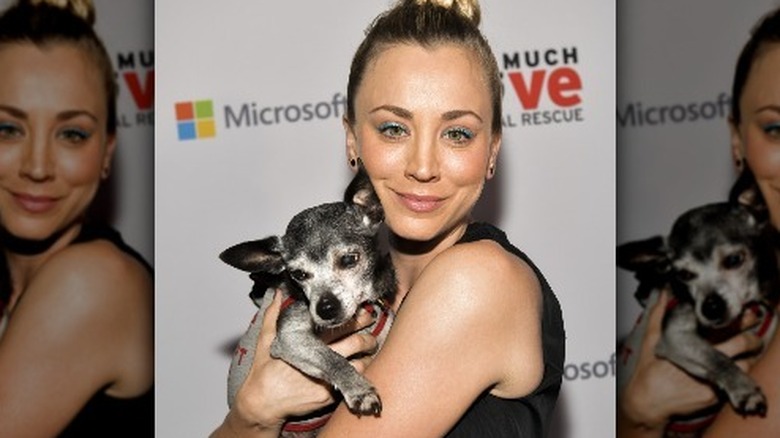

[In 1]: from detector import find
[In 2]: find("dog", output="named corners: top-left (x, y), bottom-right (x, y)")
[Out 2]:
top-left (220, 167), bottom-right (396, 434)
top-left (617, 199), bottom-right (779, 434)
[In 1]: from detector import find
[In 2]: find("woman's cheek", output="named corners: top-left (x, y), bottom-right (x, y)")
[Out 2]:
top-left (57, 146), bottom-right (104, 185)
top-left (745, 134), bottom-right (780, 182)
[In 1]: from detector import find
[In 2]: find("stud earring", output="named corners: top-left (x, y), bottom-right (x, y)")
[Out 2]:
top-left (349, 158), bottom-right (357, 168)
top-left (488, 164), bottom-right (495, 177)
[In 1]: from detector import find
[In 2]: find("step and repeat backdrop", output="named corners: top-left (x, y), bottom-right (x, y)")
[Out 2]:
top-left (617, 1), bottom-right (780, 340)
top-left (156, 1), bottom-right (615, 436)
top-left (0, 0), bottom-right (154, 265)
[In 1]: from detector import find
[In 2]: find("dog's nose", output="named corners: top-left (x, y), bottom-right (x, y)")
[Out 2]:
top-left (316, 293), bottom-right (342, 321)
top-left (701, 293), bottom-right (726, 323)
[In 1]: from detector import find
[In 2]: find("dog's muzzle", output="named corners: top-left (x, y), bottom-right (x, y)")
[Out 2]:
top-left (316, 292), bottom-right (342, 322)
top-left (701, 292), bottom-right (728, 325)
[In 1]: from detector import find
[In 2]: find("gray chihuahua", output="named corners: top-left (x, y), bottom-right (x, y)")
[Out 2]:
top-left (618, 196), bottom-right (779, 428)
top-left (220, 167), bottom-right (396, 431)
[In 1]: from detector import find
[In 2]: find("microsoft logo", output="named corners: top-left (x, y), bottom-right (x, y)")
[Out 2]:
top-left (175, 99), bottom-right (216, 140)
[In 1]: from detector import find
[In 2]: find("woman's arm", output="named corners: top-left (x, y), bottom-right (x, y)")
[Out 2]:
top-left (319, 240), bottom-right (544, 437)
top-left (0, 240), bottom-right (153, 436)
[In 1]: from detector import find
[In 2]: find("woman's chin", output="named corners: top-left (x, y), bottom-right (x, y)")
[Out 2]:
top-left (386, 217), bottom-right (436, 241)
top-left (386, 216), bottom-right (467, 247)
top-left (1, 219), bottom-right (64, 243)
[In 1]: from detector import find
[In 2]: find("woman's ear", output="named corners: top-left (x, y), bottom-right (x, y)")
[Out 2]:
top-left (343, 117), bottom-right (359, 168)
top-left (102, 133), bottom-right (117, 179)
top-left (487, 135), bottom-right (502, 180)
top-left (728, 116), bottom-right (745, 173)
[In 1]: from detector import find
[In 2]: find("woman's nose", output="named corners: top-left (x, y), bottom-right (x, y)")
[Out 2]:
top-left (404, 133), bottom-right (440, 182)
top-left (19, 135), bottom-right (54, 181)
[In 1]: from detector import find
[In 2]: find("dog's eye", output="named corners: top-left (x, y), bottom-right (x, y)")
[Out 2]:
top-left (338, 253), bottom-right (360, 269)
top-left (675, 269), bottom-right (697, 282)
top-left (288, 269), bottom-right (310, 282)
top-left (722, 251), bottom-right (745, 269)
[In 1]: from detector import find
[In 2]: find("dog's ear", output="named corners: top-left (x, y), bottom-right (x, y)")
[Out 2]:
top-left (220, 236), bottom-right (285, 274)
top-left (344, 163), bottom-right (384, 229)
top-left (618, 236), bottom-right (672, 306)
top-left (617, 236), bottom-right (668, 273)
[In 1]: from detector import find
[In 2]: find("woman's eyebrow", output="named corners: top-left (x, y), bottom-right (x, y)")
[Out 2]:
top-left (370, 105), bottom-right (413, 119)
top-left (369, 105), bottom-right (484, 123)
top-left (0, 106), bottom-right (98, 123)
top-left (0, 104), bottom-right (26, 119)
top-left (755, 104), bottom-right (780, 115)
top-left (57, 109), bottom-right (98, 123)
top-left (442, 109), bottom-right (483, 123)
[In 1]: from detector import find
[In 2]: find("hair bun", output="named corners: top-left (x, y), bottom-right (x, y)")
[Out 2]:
top-left (414, 0), bottom-right (481, 26)
top-left (28, 0), bottom-right (95, 25)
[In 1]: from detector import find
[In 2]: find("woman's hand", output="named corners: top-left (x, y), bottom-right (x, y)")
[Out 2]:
top-left (618, 290), bottom-right (763, 435)
top-left (217, 290), bottom-right (378, 436)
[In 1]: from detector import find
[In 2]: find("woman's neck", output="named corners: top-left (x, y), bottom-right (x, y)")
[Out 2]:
top-left (3, 223), bottom-right (82, 311)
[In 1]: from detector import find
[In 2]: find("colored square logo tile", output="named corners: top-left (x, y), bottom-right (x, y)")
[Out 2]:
top-left (177, 121), bottom-right (196, 140)
top-left (197, 119), bottom-right (216, 138)
top-left (175, 102), bottom-right (194, 120)
top-left (195, 100), bottom-right (214, 118)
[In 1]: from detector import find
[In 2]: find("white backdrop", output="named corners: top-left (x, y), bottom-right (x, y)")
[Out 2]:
top-left (156, 1), bottom-right (615, 436)
top-left (0, 0), bottom-right (155, 265)
top-left (617, 1), bottom-right (780, 341)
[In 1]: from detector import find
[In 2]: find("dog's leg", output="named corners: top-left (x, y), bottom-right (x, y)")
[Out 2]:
top-left (656, 302), bottom-right (767, 416)
top-left (272, 301), bottom-right (382, 416)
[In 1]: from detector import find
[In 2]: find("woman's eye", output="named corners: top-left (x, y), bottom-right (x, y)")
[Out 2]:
top-left (378, 122), bottom-right (408, 139)
top-left (0, 122), bottom-right (23, 140)
top-left (442, 127), bottom-right (475, 144)
top-left (762, 122), bottom-right (780, 139)
top-left (58, 127), bottom-right (91, 144)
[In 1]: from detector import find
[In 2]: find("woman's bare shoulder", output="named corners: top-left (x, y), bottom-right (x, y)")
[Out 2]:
top-left (26, 239), bottom-right (152, 311)
top-left (414, 239), bottom-right (542, 315)
top-left (0, 240), bottom-right (153, 433)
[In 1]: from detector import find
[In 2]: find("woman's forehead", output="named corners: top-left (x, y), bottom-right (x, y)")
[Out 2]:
top-left (358, 43), bottom-right (490, 106)
top-left (0, 42), bottom-right (106, 115)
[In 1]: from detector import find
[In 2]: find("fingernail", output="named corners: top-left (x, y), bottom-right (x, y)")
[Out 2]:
top-left (362, 333), bottom-right (378, 350)
top-left (358, 307), bottom-right (374, 320)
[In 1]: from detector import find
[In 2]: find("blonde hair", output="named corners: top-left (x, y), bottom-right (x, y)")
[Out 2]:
top-left (416, 0), bottom-right (480, 25)
top-left (0, 0), bottom-right (117, 134)
top-left (346, 0), bottom-right (502, 135)
top-left (29, 0), bottom-right (94, 24)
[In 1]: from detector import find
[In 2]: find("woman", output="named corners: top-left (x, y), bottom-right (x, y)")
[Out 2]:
top-left (0, 0), bottom-right (153, 435)
top-left (618, 6), bottom-right (780, 437)
top-left (212, 0), bottom-right (565, 436)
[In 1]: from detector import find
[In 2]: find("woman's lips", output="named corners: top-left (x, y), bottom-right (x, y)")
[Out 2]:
top-left (395, 191), bottom-right (444, 213)
top-left (12, 192), bottom-right (60, 214)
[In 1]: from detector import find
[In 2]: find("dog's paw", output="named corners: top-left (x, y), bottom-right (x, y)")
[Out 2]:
top-left (343, 389), bottom-right (382, 416)
top-left (729, 386), bottom-right (767, 417)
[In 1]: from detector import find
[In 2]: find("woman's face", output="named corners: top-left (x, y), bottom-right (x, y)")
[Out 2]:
top-left (731, 43), bottom-right (780, 227)
top-left (0, 43), bottom-right (115, 241)
top-left (346, 43), bottom-right (500, 243)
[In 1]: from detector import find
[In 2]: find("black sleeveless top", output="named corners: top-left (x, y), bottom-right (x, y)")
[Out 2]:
top-left (0, 223), bottom-right (154, 437)
top-left (445, 223), bottom-right (565, 438)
